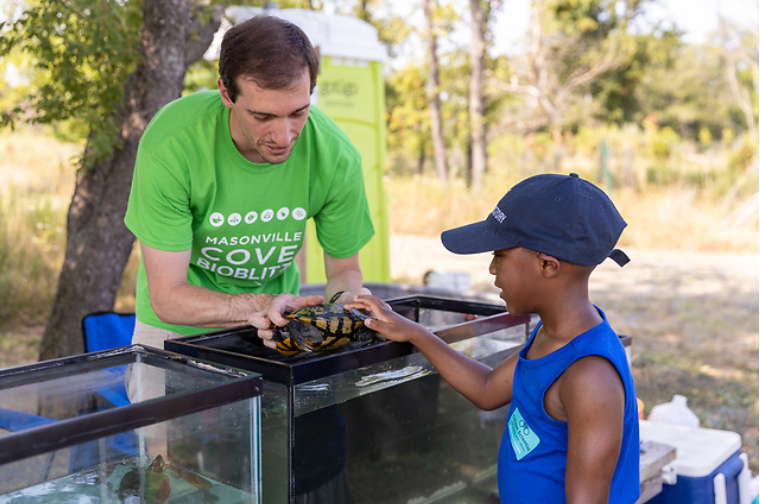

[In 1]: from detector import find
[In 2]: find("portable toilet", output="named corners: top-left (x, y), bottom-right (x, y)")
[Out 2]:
top-left (210, 6), bottom-right (391, 284)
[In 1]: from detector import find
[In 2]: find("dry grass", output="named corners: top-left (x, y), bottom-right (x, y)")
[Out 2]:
top-left (0, 130), bottom-right (79, 327)
top-left (612, 186), bottom-right (759, 253)
top-left (590, 250), bottom-right (759, 473)
top-left (385, 174), bottom-right (758, 253)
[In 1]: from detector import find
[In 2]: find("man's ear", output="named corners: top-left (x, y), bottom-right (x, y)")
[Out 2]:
top-left (218, 78), bottom-right (233, 108)
top-left (536, 252), bottom-right (561, 277)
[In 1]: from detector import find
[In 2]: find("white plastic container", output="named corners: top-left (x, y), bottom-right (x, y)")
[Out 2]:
top-left (640, 420), bottom-right (750, 504)
top-left (648, 394), bottom-right (700, 428)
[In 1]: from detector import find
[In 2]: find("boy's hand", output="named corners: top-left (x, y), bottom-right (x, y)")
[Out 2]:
top-left (346, 295), bottom-right (428, 344)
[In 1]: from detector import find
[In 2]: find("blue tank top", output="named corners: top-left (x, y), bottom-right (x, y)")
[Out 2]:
top-left (497, 308), bottom-right (640, 503)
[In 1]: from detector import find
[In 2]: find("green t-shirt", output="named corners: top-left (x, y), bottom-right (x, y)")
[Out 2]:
top-left (125, 90), bottom-right (374, 335)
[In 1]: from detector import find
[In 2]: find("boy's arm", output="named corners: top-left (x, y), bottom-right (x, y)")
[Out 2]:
top-left (347, 295), bottom-right (519, 411)
top-left (561, 355), bottom-right (626, 504)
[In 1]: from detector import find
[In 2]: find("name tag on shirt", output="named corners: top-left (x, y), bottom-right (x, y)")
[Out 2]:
top-left (508, 407), bottom-right (541, 460)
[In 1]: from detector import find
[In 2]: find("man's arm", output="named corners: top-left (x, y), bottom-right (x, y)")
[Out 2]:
top-left (141, 243), bottom-right (320, 329)
top-left (562, 356), bottom-right (626, 504)
top-left (323, 252), bottom-right (371, 304)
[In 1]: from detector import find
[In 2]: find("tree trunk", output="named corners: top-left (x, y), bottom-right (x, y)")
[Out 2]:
top-left (551, 122), bottom-right (564, 172)
top-left (38, 0), bottom-right (223, 361)
top-left (417, 139), bottom-right (427, 175)
top-left (468, 0), bottom-right (487, 191)
top-left (423, 0), bottom-right (448, 185)
top-left (719, 18), bottom-right (759, 142)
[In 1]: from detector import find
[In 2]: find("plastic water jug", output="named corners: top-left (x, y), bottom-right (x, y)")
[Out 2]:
top-left (647, 394), bottom-right (700, 428)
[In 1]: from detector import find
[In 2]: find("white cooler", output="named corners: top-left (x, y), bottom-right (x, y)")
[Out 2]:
top-left (640, 420), bottom-right (752, 504)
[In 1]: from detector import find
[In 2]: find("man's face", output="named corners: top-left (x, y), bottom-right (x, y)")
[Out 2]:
top-left (218, 69), bottom-right (311, 164)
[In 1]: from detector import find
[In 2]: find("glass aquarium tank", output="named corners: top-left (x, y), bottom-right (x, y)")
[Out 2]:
top-left (0, 345), bottom-right (263, 503)
top-left (165, 295), bottom-right (533, 504)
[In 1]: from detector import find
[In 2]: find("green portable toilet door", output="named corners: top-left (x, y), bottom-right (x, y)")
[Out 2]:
top-left (304, 55), bottom-right (390, 284)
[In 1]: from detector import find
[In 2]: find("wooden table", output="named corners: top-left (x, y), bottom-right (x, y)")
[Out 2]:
top-left (637, 440), bottom-right (677, 503)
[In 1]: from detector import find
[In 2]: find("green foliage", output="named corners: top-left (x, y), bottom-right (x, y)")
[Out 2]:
top-left (184, 59), bottom-right (219, 95)
top-left (728, 139), bottom-right (757, 176)
top-left (590, 28), bottom-right (681, 125)
top-left (385, 63), bottom-right (430, 173)
top-left (1, 0), bottom-right (143, 167)
top-left (698, 126), bottom-right (712, 149)
top-left (345, 0), bottom-right (413, 60)
top-left (649, 126), bottom-right (680, 159)
top-left (550, 0), bottom-right (611, 36)
top-left (637, 43), bottom-right (746, 140)
top-left (541, 0), bottom-right (642, 83)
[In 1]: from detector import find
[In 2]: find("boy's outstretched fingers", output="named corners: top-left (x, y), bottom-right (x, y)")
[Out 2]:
top-left (345, 295), bottom-right (389, 317)
top-left (347, 295), bottom-right (426, 344)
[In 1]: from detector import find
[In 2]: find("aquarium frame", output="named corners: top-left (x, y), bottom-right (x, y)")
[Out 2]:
top-left (0, 345), bottom-right (263, 466)
top-left (164, 295), bottom-right (531, 386)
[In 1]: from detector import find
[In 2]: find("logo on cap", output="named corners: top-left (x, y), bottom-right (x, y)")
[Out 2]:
top-left (492, 206), bottom-right (507, 223)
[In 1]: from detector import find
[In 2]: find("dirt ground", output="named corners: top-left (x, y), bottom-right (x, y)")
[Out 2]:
top-left (391, 234), bottom-right (760, 473)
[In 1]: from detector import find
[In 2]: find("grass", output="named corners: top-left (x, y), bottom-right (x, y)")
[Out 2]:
top-left (585, 249), bottom-right (759, 472)
top-left (0, 130), bottom-right (79, 325)
top-left (384, 169), bottom-right (759, 253)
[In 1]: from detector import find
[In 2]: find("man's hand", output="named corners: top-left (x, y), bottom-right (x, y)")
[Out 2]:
top-left (330, 287), bottom-right (372, 306)
top-left (323, 252), bottom-right (369, 307)
top-left (249, 293), bottom-right (324, 349)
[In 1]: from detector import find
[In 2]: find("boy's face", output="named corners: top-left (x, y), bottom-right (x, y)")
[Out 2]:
top-left (489, 246), bottom-right (539, 314)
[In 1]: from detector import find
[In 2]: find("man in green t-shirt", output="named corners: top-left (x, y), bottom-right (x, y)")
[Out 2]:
top-left (125, 15), bottom-right (375, 348)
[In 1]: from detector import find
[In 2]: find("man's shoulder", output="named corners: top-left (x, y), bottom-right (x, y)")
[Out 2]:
top-left (304, 106), bottom-right (358, 152)
top-left (163, 89), bottom-right (223, 111)
top-left (305, 105), bottom-right (333, 125)
top-left (156, 90), bottom-right (221, 117)
top-left (142, 91), bottom-right (223, 144)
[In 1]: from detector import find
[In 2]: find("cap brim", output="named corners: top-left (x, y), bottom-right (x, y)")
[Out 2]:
top-left (441, 221), bottom-right (518, 255)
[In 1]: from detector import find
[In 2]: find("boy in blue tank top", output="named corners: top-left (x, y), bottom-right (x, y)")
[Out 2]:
top-left (348, 173), bottom-right (640, 503)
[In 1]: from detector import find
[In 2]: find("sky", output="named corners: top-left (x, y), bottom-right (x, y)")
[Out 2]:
top-left (387, 0), bottom-right (759, 60)
top-left (494, 0), bottom-right (758, 54)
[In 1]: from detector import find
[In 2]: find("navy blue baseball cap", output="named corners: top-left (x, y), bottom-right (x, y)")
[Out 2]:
top-left (441, 173), bottom-right (630, 267)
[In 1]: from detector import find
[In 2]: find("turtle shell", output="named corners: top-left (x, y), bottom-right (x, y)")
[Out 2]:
top-left (272, 292), bottom-right (376, 355)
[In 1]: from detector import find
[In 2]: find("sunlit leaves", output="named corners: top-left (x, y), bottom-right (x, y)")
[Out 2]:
top-left (1, 0), bottom-right (143, 167)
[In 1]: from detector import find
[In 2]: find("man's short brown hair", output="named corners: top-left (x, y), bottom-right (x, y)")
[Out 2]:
top-left (219, 15), bottom-right (319, 102)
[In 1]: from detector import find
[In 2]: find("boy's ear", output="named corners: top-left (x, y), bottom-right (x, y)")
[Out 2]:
top-left (536, 252), bottom-right (561, 277)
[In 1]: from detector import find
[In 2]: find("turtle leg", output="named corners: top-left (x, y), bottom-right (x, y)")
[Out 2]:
top-left (272, 326), bottom-right (308, 356)
top-left (287, 320), bottom-right (326, 352)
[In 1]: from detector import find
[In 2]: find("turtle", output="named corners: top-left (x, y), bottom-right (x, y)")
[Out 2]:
top-left (115, 453), bottom-right (217, 503)
top-left (117, 454), bottom-right (172, 503)
top-left (271, 291), bottom-right (376, 355)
